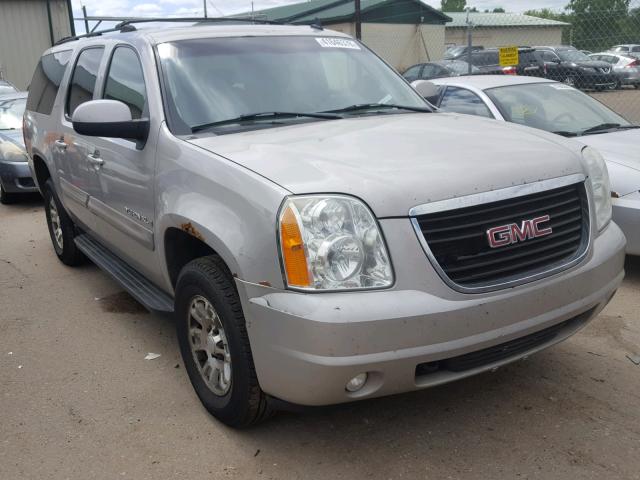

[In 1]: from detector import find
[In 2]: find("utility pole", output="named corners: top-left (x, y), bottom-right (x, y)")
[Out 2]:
top-left (465, 8), bottom-right (473, 75)
top-left (355, 0), bottom-right (361, 40)
top-left (82, 5), bottom-right (89, 34)
top-left (203, 0), bottom-right (208, 18)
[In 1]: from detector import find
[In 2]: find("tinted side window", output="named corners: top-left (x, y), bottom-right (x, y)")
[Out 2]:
top-left (66, 47), bottom-right (105, 117)
top-left (103, 47), bottom-right (147, 119)
top-left (403, 65), bottom-right (422, 81)
top-left (439, 87), bottom-right (492, 118)
top-left (26, 51), bottom-right (72, 115)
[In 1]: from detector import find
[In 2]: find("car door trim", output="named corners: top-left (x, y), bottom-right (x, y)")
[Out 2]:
top-left (87, 196), bottom-right (154, 250)
top-left (59, 177), bottom-right (88, 206)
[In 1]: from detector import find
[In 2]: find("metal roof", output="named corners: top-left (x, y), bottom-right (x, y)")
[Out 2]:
top-left (239, 0), bottom-right (451, 25)
top-left (444, 12), bottom-right (570, 28)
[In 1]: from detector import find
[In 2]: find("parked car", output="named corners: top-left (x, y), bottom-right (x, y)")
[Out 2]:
top-left (0, 92), bottom-right (38, 203)
top-left (443, 45), bottom-right (484, 60)
top-left (25, 22), bottom-right (625, 427)
top-left (589, 52), bottom-right (640, 89)
top-left (610, 44), bottom-right (640, 59)
top-left (534, 46), bottom-right (618, 90)
top-left (448, 47), bottom-right (546, 77)
top-left (0, 79), bottom-right (19, 96)
top-left (402, 60), bottom-right (478, 81)
top-left (424, 75), bottom-right (640, 254)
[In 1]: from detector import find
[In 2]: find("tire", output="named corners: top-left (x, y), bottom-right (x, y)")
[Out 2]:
top-left (175, 256), bottom-right (273, 428)
top-left (563, 76), bottom-right (576, 87)
top-left (0, 183), bottom-right (17, 205)
top-left (42, 179), bottom-right (86, 266)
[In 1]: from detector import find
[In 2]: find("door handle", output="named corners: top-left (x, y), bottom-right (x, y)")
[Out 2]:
top-left (54, 139), bottom-right (67, 150)
top-left (87, 152), bottom-right (104, 167)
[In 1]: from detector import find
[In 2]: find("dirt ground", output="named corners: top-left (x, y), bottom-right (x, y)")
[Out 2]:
top-left (1, 197), bottom-right (640, 480)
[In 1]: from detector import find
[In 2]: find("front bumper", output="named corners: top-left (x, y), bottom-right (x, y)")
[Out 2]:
top-left (0, 161), bottom-right (38, 194)
top-left (613, 194), bottom-right (640, 255)
top-left (238, 222), bottom-right (625, 406)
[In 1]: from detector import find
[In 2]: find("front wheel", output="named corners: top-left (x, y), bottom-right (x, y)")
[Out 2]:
top-left (43, 179), bottom-right (85, 266)
top-left (563, 76), bottom-right (576, 87)
top-left (175, 256), bottom-right (273, 428)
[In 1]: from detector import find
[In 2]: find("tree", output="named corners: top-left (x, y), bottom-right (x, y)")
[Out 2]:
top-left (492, 7), bottom-right (506, 12)
top-left (440, 0), bottom-right (467, 12)
top-left (566, 0), bottom-right (631, 50)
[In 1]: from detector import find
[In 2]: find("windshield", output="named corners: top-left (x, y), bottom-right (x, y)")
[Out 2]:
top-left (485, 83), bottom-right (631, 136)
top-left (558, 49), bottom-right (591, 62)
top-left (157, 36), bottom-right (427, 134)
top-left (0, 97), bottom-right (26, 130)
top-left (0, 84), bottom-right (17, 95)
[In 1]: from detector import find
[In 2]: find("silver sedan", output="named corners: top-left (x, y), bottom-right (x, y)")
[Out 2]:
top-left (418, 75), bottom-right (640, 255)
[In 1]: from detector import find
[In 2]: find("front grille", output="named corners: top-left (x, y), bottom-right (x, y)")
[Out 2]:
top-left (415, 307), bottom-right (594, 377)
top-left (414, 181), bottom-right (589, 290)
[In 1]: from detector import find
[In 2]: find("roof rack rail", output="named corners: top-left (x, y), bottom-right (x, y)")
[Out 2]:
top-left (115, 17), bottom-right (284, 29)
top-left (54, 16), bottom-right (285, 46)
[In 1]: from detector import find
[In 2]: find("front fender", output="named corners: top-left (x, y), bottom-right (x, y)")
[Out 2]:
top-left (155, 125), bottom-right (290, 292)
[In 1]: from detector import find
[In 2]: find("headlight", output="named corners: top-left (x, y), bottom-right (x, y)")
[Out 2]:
top-left (0, 141), bottom-right (28, 163)
top-left (582, 147), bottom-right (612, 231)
top-left (278, 195), bottom-right (393, 291)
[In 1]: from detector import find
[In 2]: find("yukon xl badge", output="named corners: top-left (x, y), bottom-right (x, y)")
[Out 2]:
top-left (486, 215), bottom-right (552, 248)
top-left (124, 206), bottom-right (150, 225)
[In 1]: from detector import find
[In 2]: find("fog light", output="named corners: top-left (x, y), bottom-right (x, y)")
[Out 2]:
top-left (345, 373), bottom-right (368, 392)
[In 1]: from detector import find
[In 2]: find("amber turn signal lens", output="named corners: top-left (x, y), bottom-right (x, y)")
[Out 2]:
top-left (280, 204), bottom-right (311, 287)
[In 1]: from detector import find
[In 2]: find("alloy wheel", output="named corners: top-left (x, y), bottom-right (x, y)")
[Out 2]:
top-left (48, 197), bottom-right (63, 250)
top-left (188, 295), bottom-right (232, 396)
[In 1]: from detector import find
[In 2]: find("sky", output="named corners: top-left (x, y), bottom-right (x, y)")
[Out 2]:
top-left (71, 0), bottom-right (569, 33)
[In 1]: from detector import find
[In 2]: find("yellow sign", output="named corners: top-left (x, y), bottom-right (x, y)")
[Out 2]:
top-left (499, 46), bottom-right (519, 66)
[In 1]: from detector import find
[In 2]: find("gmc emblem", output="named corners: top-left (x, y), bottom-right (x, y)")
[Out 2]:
top-left (486, 215), bottom-right (553, 248)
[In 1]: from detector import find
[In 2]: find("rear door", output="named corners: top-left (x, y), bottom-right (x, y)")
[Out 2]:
top-left (56, 46), bottom-right (105, 228)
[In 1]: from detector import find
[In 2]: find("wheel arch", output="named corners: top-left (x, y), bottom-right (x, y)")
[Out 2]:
top-left (162, 219), bottom-right (240, 290)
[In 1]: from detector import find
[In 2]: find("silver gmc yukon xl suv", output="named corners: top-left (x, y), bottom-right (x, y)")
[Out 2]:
top-left (24, 21), bottom-right (626, 427)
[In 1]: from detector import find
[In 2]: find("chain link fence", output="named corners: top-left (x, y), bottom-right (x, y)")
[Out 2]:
top-left (338, 0), bottom-right (640, 123)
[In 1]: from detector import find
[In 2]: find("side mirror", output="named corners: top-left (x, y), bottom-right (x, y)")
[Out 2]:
top-left (72, 100), bottom-right (149, 143)
top-left (411, 80), bottom-right (441, 105)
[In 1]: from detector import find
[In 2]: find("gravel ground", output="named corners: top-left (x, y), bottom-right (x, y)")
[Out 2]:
top-left (590, 87), bottom-right (640, 124)
top-left (1, 198), bottom-right (640, 480)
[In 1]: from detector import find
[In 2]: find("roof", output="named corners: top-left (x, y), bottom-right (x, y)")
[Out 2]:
top-left (429, 74), bottom-right (556, 90)
top-left (444, 12), bottom-right (570, 28)
top-left (239, 0), bottom-right (451, 25)
top-left (49, 24), bottom-right (345, 53)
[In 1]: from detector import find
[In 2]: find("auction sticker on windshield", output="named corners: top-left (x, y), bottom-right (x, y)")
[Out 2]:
top-left (316, 38), bottom-right (361, 49)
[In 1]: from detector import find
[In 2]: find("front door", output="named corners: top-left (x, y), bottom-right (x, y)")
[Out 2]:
top-left (87, 45), bottom-right (158, 279)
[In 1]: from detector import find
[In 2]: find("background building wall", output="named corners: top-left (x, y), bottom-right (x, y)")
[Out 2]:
top-left (362, 23), bottom-right (445, 71)
top-left (0, 0), bottom-right (73, 89)
top-left (445, 27), bottom-right (565, 49)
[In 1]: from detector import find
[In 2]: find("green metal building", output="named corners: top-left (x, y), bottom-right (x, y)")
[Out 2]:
top-left (242, 0), bottom-right (452, 71)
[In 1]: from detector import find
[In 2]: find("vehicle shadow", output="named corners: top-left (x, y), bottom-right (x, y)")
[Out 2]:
top-left (623, 254), bottom-right (640, 285)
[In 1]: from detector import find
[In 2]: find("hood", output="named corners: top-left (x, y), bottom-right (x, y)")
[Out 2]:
top-left (187, 114), bottom-right (584, 217)
top-left (579, 129), bottom-right (640, 170)
top-left (578, 129), bottom-right (640, 196)
top-left (0, 129), bottom-right (25, 149)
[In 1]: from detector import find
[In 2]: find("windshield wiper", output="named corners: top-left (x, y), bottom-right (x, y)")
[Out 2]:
top-left (191, 111), bottom-right (342, 133)
top-left (552, 130), bottom-right (579, 137)
top-left (322, 103), bottom-right (432, 114)
top-left (581, 123), bottom-right (640, 135)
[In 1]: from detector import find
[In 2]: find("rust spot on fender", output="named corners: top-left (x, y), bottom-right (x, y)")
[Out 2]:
top-left (180, 222), bottom-right (204, 241)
